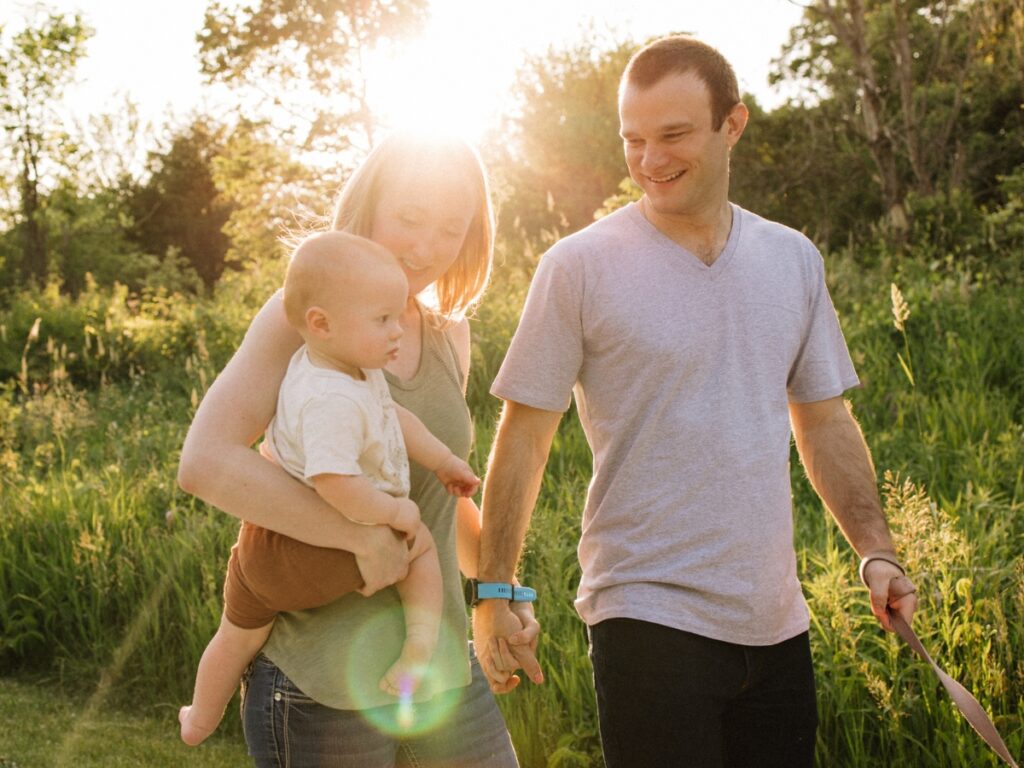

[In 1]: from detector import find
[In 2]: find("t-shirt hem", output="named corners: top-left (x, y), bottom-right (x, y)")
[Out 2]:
top-left (788, 375), bottom-right (861, 404)
top-left (489, 383), bottom-right (571, 413)
top-left (576, 588), bottom-right (811, 647)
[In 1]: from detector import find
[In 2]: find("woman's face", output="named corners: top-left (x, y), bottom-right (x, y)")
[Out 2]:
top-left (369, 166), bottom-right (477, 298)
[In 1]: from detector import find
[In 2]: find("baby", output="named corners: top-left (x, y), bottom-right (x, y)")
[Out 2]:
top-left (179, 231), bottom-right (479, 745)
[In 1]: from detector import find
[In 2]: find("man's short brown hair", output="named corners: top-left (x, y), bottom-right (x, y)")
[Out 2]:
top-left (621, 36), bottom-right (741, 130)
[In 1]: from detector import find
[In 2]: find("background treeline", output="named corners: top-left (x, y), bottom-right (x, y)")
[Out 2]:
top-left (1, 1), bottom-right (1022, 766)
top-left (2, 0), bottom-right (1022, 303)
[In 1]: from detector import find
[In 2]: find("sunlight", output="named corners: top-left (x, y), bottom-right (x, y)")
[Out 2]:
top-left (364, 22), bottom-right (511, 144)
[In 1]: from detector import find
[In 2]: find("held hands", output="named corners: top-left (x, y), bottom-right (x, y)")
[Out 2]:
top-left (472, 599), bottom-right (543, 694)
top-left (862, 557), bottom-right (918, 632)
top-left (434, 453), bottom-right (481, 497)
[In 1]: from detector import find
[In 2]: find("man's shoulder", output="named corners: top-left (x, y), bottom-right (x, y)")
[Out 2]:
top-left (736, 205), bottom-right (816, 250)
top-left (542, 203), bottom-right (638, 265)
top-left (734, 205), bottom-right (824, 274)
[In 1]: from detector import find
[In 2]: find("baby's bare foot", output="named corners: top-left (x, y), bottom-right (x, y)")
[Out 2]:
top-left (179, 705), bottom-right (217, 746)
top-left (379, 635), bottom-right (434, 698)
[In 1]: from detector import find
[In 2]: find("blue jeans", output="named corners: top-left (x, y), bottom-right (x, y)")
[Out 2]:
top-left (589, 618), bottom-right (818, 768)
top-left (240, 650), bottom-right (518, 767)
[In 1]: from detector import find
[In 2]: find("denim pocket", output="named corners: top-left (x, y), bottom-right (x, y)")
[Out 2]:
top-left (273, 664), bottom-right (317, 705)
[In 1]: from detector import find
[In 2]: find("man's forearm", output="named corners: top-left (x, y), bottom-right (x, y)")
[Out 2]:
top-left (792, 397), bottom-right (894, 555)
top-left (479, 401), bottom-right (562, 581)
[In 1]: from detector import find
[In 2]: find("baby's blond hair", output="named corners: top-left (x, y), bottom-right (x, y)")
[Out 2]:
top-left (283, 231), bottom-right (402, 333)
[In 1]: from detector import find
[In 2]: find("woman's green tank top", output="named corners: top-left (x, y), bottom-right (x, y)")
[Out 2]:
top-left (261, 317), bottom-right (473, 709)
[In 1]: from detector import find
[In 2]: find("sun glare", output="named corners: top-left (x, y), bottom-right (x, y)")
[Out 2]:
top-left (364, 19), bottom-right (513, 144)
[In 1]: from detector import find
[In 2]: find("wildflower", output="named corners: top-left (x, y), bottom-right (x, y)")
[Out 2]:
top-left (890, 283), bottom-right (910, 332)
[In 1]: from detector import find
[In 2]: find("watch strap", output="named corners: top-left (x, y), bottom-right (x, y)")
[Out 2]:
top-left (467, 580), bottom-right (537, 604)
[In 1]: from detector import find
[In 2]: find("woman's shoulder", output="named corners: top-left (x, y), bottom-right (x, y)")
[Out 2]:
top-left (243, 290), bottom-right (302, 357)
top-left (426, 314), bottom-right (470, 389)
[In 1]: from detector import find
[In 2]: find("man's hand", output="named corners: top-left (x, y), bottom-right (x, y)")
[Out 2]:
top-left (354, 525), bottom-right (411, 596)
top-left (472, 599), bottom-right (543, 693)
top-left (863, 559), bottom-right (918, 632)
top-left (435, 454), bottom-right (481, 498)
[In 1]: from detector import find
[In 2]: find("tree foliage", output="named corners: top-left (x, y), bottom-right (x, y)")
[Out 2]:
top-left (484, 32), bottom-right (634, 256)
top-left (0, 10), bottom-right (92, 285)
top-left (128, 120), bottom-right (235, 290)
top-left (774, 0), bottom-right (1024, 234)
top-left (196, 0), bottom-right (428, 151)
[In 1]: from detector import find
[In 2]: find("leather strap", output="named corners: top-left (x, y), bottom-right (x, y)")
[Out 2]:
top-left (859, 550), bottom-right (905, 587)
top-left (890, 611), bottom-right (1019, 767)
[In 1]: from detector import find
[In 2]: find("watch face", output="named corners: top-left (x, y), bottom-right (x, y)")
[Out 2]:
top-left (463, 578), bottom-right (476, 605)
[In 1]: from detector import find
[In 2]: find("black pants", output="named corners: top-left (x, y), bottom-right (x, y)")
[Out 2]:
top-left (589, 618), bottom-right (818, 768)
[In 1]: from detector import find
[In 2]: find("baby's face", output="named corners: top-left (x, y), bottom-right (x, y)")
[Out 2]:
top-left (315, 261), bottom-right (408, 373)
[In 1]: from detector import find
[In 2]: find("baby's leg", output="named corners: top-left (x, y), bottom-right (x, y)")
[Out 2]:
top-left (180, 615), bottom-right (272, 746)
top-left (380, 523), bottom-right (443, 697)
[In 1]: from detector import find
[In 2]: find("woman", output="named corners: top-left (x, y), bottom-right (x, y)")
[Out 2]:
top-left (178, 133), bottom-right (537, 767)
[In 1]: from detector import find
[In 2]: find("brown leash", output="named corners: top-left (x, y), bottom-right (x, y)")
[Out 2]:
top-left (890, 612), bottom-right (1020, 767)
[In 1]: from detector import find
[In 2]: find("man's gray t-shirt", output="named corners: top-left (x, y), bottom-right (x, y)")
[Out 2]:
top-left (491, 202), bottom-right (859, 645)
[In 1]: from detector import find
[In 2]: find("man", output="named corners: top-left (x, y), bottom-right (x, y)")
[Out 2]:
top-left (473, 35), bottom-right (919, 767)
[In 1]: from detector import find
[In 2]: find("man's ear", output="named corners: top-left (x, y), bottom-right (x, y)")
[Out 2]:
top-left (305, 306), bottom-right (330, 337)
top-left (724, 102), bottom-right (749, 149)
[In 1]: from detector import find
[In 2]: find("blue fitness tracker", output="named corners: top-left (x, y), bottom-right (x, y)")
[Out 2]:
top-left (464, 579), bottom-right (537, 605)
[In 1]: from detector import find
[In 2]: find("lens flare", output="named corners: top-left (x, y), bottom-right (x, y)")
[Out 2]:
top-left (344, 608), bottom-right (461, 737)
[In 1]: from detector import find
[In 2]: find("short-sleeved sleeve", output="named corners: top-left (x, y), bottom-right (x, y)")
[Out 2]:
top-left (786, 248), bottom-right (860, 403)
top-left (299, 394), bottom-right (367, 480)
top-left (491, 247), bottom-right (584, 412)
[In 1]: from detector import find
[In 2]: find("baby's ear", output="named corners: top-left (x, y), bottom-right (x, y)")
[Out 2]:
top-left (305, 306), bottom-right (330, 336)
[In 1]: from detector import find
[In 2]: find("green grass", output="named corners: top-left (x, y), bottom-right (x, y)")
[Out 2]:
top-left (0, 677), bottom-right (248, 767)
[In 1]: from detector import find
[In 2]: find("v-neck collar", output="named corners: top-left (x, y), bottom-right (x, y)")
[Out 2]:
top-left (627, 201), bottom-right (743, 278)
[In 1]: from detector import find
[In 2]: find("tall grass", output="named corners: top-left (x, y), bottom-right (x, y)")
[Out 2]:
top-left (1, 246), bottom-right (1021, 766)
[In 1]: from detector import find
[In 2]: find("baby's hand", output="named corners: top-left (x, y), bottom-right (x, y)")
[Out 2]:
top-left (435, 454), bottom-right (481, 497)
top-left (391, 498), bottom-right (421, 537)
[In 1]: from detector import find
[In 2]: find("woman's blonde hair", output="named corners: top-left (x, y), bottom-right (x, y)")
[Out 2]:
top-left (331, 132), bottom-right (495, 323)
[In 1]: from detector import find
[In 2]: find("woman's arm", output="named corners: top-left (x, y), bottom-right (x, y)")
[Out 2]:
top-left (456, 496), bottom-right (481, 578)
top-left (177, 291), bottom-right (410, 593)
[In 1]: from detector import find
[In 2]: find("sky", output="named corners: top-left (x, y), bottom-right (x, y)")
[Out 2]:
top-left (7, 0), bottom-right (807, 141)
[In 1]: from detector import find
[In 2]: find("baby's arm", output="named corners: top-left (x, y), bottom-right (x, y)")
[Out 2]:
top-left (313, 473), bottom-right (420, 538)
top-left (394, 404), bottom-right (480, 497)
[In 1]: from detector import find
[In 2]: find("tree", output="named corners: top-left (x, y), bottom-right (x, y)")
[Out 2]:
top-left (730, 96), bottom-right (881, 247)
top-left (129, 120), bottom-right (235, 290)
top-left (774, 0), bottom-right (1024, 234)
top-left (0, 10), bottom-right (91, 284)
top-left (196, 0), bottom-right (428, 152)
top-left (485, 31), bottom-right (635, 256)
top-left (212, 118), bottom-right (327, 270)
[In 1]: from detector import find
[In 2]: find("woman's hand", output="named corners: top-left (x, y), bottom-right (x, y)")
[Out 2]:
top-left (389, 498), bottom-right (422, 538)
top-left (354, 525), bottom-right (412, 596)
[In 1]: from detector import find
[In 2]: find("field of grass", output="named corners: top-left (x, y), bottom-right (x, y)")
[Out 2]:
top-left (1, 246), bottom-right (1021, 767)
top-left (0, 677), bottom-right (247, 767)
